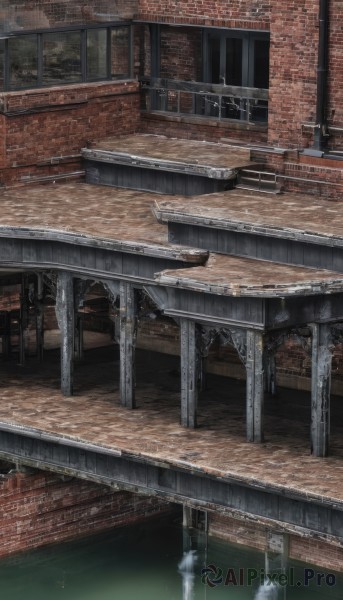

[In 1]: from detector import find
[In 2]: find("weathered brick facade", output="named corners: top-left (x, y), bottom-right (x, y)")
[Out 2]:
top-left (209, 513), bottom-right (343, 573)
top-left (0, 81), bottom-right (140, 186)
top-left (0, 466), bottom-right (176, 558)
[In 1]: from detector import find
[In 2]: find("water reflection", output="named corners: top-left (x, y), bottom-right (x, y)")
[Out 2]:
top-left (254, 581), bottom-right (280, 600)
top-left (179, 550), bottom-right (197, 600)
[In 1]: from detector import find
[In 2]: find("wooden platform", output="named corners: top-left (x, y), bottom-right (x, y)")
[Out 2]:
top-left (82, 134), bottom-right (256, 195)
top-left (154, 188), bottom-right (343, 246)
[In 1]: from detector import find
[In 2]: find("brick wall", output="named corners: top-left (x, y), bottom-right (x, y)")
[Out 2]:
top-left (209, 512), bottom-right (343, 572)
top-left (0, 467), bottom-right (176, 558)
top-left (0, 80), bottom-right (140, 186)
top-left (137, 0), bottom-right (271, 28)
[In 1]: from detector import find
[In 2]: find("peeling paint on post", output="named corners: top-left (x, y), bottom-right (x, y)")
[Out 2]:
top-left (36, 273), bottom-right (44, 363)
top-left (56, 271), bottom-right (74, 397)
top-left (119, 282), bottom-right (137, 409)
top-left (180, 319), bottom-right (201, 428)
top-left (311, 323), bottom-right (333, 457)
top-left (246, 330), bottom-right (264, 443)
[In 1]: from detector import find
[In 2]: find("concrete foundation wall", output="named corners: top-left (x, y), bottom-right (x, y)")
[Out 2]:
top-left (0, 467), bottom-right (176, 558)
top-left (209, 513), bottom-right (343, 573)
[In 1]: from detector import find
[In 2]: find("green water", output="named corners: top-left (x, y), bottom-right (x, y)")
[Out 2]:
top-left (0, 517), bottom-right (342, 600)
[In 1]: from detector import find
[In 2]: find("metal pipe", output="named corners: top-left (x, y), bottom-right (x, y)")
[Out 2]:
top-left (313, 0), bottom-right (330, 151)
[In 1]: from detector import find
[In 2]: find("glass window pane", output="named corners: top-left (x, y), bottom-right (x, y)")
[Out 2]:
top-left (8, 35), bottom-right (38, 89)
top-left (254, 39), bottom-right (270, 89)
top-left (43, 32), bottom-right (81, 86)
top-left (0, 40), bottom-right (4, 91)
top-left (111, 27), bottom-right (129, 79)
top-left (208, 36), bottom-right (220, 83)
top-left (87, 29), bottom-right (108, 80)
top-left (226, 38), bottom-right (243, 86)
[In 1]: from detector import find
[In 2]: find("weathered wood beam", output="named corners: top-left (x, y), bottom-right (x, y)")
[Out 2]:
top-left (311, 323), bottom-right (333, 457)
top-left (264, 352), bottom-right (277, 395)
top-left (119, 282), bottom-right (137, 409)
top-left (180, 319), bottom-right (201, 428)
top-left (35, 273), bottom-right (44, 362)
top-left (56, 272), bottom-right (74, 397)
top-left (246, 330), bottom-right (264, 443)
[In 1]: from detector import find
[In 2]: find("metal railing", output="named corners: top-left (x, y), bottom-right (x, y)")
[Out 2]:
top-left (140, 77), bottom-right (269, 124)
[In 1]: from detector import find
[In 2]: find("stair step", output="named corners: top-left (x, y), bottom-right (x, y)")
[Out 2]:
top-left (236, 168), bottom-right (281, 194)
top-left (235, 184), bottom-right (281, 194)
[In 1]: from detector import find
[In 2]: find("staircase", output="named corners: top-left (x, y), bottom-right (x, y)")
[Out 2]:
top-left (236, 168), bottom-right (282, 194)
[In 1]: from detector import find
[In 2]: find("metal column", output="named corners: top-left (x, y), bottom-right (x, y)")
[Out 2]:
top-left (119, 282), bottom-right (137, 409)
top-left (311, 322), bottom-right (332, 457)
top-left (180, 319), bottom-right (201, 428)
top-left (246, 330), bottom-right (264, 443)
top-left (56, 272), bottom-right (74, 397)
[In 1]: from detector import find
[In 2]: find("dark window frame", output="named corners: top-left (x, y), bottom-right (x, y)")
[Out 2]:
top-left (203, 29), bottom-right (270, 89)
top-left (1, 22), bottom-right (132, 92)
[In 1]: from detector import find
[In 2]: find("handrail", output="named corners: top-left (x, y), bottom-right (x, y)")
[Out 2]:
top-left (140, 77), bottom-right (269, 124)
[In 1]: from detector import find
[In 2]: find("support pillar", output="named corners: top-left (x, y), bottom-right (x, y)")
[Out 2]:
top-left (311, 323), bottom-right (332, 457)
top-left (56, 272), bottom-right (74, 396)
top-left (264, 351), bottom-right (277, 395)
top-left (35, 273), bottom-right (44, 362)
top-left (180, 319), bottom-right (201, 428)
top-left (74, 315), bottom-right (84, 361)
top-left (246, 330), bottom-right (264, 443)
top-left (19, 275), bottom-right (29, 366)
top-left (119, 282), bottom-right (137, 409)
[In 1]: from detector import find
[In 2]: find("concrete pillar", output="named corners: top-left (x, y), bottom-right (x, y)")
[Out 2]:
top-left (119, 282), bottom-right (137, 409)
top-left (246, 330), bottom-right (264, 443)
top-left (74, 315), bottom-right (84, 361)
top-left (264, 351), bottom-right (277, 395)
top-left (56, 272), bottom-right (74, 396)
top-left (311, 323), bottom-right (332, 457)
top-left (19, 275), bottom-right (29, 366)
top-left (180, 319), bottom-right (201, 428)
top-left (36, 273), bottom-right (44, 362)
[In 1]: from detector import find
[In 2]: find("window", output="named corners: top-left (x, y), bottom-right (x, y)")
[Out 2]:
top-left (0, 40), bottom-right (4, 91)
top-left (43, 31), bottom-right (82, 85)
top-left (204, 30), bottom-right (269, 122)
top-left (2, 24), bottom-right (131, 91)
top-left (8, 35), bottom-right (38, 89)
top-left (205, 30), bottom-right (270, 88)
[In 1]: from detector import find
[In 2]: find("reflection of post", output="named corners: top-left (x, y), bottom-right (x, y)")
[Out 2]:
top-left (179, 550), bottom-right (196, 600)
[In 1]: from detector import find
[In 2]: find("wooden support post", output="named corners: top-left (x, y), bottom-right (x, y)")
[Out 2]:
top-left (56, 272), bottom-right (74, 397)
top-left (74, 315), bottom-right (84, 361)
top-left (2, 311), bottom-right (11, 359)
top-left (19, 275), bottom-right (29, 366)
top-left (311, 323), bottom-right (332, 457)
top-left (264, 352), bottom-right (277, 395)
top-left (36, 273), bottom-right (44, 362)
top-left (119, 282), bottom-right (137, 409)
top-left (180, 319), bottom-right (201, 428)
top-left (246, 330), bottom-right (264, 443)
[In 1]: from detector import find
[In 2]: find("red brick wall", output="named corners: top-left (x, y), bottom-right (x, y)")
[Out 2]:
top-left (328, 0), bottom-right (343, 149)
top-left (160, 27), bottom-right (202, 81)
top-left (209, 513), bottom-right (343, 572)
top-left (0, 468), bottom-right (176, 558)
top-left (137, 0), bottom-right (271, 28)
top-left (0, 81), bottom-right (140, 186)
top-left (268, 1), bottom-right (318, 149)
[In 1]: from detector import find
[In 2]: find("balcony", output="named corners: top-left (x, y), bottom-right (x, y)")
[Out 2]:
top-left (140, 77), bottom-right (268, 126)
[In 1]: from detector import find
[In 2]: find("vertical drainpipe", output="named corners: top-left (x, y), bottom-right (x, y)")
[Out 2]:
top-left (313, 0), bottom-right (330, 151)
